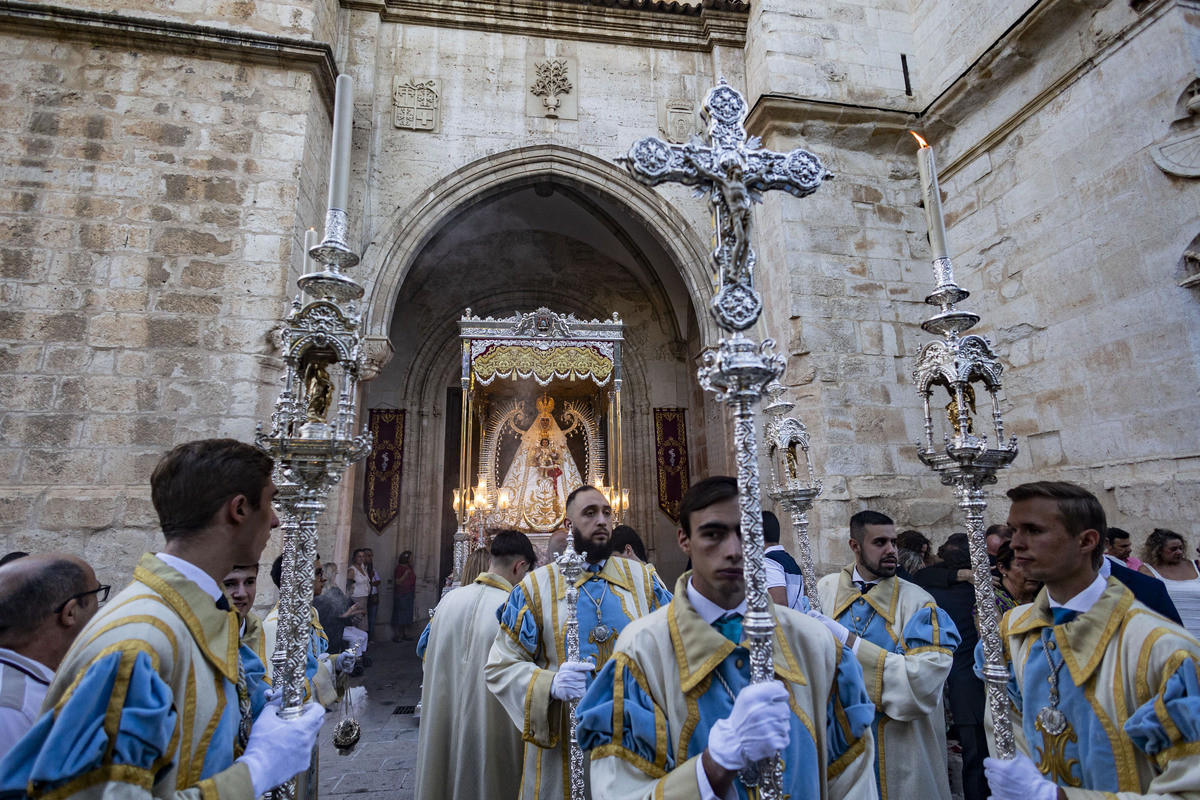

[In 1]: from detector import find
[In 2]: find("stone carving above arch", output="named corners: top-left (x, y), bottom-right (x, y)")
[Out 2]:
top-left (361, 144), bottom-right (717, 348)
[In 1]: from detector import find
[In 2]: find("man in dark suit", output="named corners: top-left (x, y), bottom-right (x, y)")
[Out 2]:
top-left (1104, 551), bottom-right (1181, 623)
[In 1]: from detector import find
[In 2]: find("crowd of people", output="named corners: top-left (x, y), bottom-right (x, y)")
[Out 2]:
top-left (1, 436), bottom-right (1198, 800)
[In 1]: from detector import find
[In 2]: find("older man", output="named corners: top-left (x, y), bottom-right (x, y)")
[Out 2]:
top-left (0, 439), bottom-right (325, 800)
top-left (0, 554), bottom-right (103, 758)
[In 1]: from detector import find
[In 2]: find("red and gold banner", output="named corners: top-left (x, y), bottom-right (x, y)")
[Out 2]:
top-left (654, 408), bottom-right (689, 523)
top-left (364, 409), bottom-right (405, 533)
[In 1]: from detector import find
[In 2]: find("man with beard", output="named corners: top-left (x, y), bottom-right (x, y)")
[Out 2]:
top-left (487, 485), bottom-right (672, 800)
top-left (811, 510), bottom-right (960, 800)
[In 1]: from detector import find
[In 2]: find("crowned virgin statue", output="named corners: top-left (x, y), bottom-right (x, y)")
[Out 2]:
top-left (499, 395), bottom-right (584, 532)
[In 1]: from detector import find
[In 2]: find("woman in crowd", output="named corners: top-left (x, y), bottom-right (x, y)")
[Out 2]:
top-left (1139, 528), bottom-right (1200, 639)
top-left (992, 541), bottom-right (1041, 614)
top-left (346, 548), bottom-right (372, 633)
top-left (391, 551), bottom-right (416, 641)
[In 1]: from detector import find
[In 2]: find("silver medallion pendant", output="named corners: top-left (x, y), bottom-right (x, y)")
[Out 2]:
top-left (591, 623), bottom-right (614, 643)
top-left (1036, 706), bottom-right (1068, 736)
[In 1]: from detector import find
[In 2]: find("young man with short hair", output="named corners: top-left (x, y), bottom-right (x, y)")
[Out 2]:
top-left (983, 481), bottom-right (1200, 800)
top-left (415, 529), bottom-right (537, 800)
top-left (487, 485), bottom-right (672, 800)
top-left (763, 510), bottom-right (806, 611)
top-left (577, 476), bottom-right (877, 799)
top-left (0, 439), bottom-right (325, 800)
top-left (811, 510), bottom-right (960, 800)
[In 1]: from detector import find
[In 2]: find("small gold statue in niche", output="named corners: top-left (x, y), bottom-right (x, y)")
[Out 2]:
top-left (946, 383), bottom-right (977, 438)
top-left (304, 360), bottom-right (334, 423)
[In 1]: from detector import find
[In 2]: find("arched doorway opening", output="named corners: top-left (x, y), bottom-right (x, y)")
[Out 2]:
top-left (355, 146), bottom-right (727, 621)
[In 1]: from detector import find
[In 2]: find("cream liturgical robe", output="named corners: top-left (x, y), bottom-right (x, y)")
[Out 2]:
top-left (576, 574), bottom-right (879, 800)
top-left (817, 566), bottom-right (959, 800)
top-left (995, 577), bottom-right (1200, 798)
top-left (486, 556), bottom-right (671, 800)
top-left (416, 572), bottom-right (522, 800)
top-left (0, 553), bottom-right (255, 800)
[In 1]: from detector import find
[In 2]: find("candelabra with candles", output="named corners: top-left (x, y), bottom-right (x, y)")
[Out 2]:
top-left (909, 132), bottom-right (1019, 759)
top-left (454, 482), bottom-right (515, 554)
top-left (256, 74), bottom-right (372, 799)
top-left (622, 81), bottom-right (831, 800)
top-left (597, 484), bottom-right (629, 520)
top-left (762, 381), bottom-right (823, 612)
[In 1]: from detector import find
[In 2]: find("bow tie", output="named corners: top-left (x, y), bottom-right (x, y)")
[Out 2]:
top-left (854, 580), bottom-right (876, 594)
top-left (586, 563), bottom-right (603, 573)
top-left (1051, 607), bottom-right (1079, 625)
top-left (713, 613), bottom-right (743, 645)
top-left (216, 595), bottom-right (232, 612)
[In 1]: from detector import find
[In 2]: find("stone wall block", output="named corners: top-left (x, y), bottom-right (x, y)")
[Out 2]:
top-left (1, 414), bottom-right (83, 448)
top-left (39, 489), bottom-right (118, 532)
top-left (119, 494), bottom-right (159, 528)
top-left (21, 449), bottom-right (105, 485)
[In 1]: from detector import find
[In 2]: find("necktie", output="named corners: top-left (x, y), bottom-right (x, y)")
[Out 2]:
top-left (216, 594), bottom-right (231, 611)
top-left (854, 580), bottom-right (875, 595)
top-left (713, 613), bottom-right (743, 645)
top-left (587, 563), bottom-right (603, 573)
top-left (1051, 607), bottom-right (1079, 625)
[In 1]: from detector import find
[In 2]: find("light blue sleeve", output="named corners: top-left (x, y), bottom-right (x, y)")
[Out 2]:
top-left (496, 584), bottom-right (541, 657)
top-left (1125, 657), bottom-right (1200, 755)
top-left (577, 653), bottom-right (674, 770)
top-left (899, 604), bottom-right (961, 654)
top-left (651, 574), bottom-right (673, 609)
top-left (239, 642), bottom-right (270, 719)
top-left (416, 620), bottom-right (432, 659)
top-left (0, 650), bottom-right (175, 795)
top-left (826, 643), bottom-right (874, 765)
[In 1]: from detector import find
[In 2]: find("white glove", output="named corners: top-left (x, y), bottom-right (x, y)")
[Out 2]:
top-left (706, 681), bottom-right (791, 771)
top-left (550, 661), bottom-right (595, 701)
top-left (335, 651), bottom-right (356, 673)
top-left (984, 754), bottom-right (1058, 800)
top-left (237, 702), bottom-right (326, 795)
top-left (807, 609), bottom-right (851, 645)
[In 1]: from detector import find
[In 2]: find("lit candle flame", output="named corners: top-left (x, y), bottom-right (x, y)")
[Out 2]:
top-left (910, 131), bottom-right (930, 148)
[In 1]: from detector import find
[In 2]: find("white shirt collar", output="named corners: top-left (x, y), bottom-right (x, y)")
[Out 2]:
top-left (1047, 572), bottom-right (1108, 613)
top-left (0, 646), bottom-right (55, 681)
top-left (686, 577), bottom-right (747, 624)
top-left (764, 544), bottom-right (784, 553)
top-left (156, 552), bottom-right (223, 603)
top-left (1100, 556), bottom-right (1115, 578)
top-left (851, 566), bottom-right (877, 586)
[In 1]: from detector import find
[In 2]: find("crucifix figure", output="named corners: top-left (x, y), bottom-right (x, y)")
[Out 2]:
top-left (622, 80), bottom-right (833, 332)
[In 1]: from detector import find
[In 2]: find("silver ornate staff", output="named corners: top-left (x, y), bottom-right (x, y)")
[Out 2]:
top-left (256, 74), bottom-right (373, 800)
top-left (763, 381), bottom-right (823, 612)
top-left (557, 533), bottom-right (587, 800)
top-left (622, 80), bottom-right (831, 799)
top-left (909, 133), bottom-right (1018, 759)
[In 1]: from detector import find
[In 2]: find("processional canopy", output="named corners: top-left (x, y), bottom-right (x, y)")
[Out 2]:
top-left (456, 308), bottom-right (625, 541)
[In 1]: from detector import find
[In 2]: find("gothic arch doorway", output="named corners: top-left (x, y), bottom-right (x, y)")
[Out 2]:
top-left (354, 146), bottom-right (727, 624)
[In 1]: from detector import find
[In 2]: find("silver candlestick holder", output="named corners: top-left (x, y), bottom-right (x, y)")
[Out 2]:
top-left (911, 139), bottom-right (1019, 760)
top-left (763, 381), bottom-right (823, 612)
top-left (623, 81), bottom-right (831, 800)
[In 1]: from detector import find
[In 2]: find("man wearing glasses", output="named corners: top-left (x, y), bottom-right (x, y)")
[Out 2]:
top-left (0, 439), bottom-right (327, 800)
top-left (0, 553), bottom-right (104, 758)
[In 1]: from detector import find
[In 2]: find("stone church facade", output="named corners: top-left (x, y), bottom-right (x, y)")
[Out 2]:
top-left (0, 0), bottom-right (1196, 622)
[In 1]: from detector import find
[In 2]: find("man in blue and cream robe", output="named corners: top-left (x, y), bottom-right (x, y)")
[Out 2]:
top-left (982, 481), bottom-right (1200, 800)
top-left (0, 440), bottom-right (325, 800)
top-left (486, 485), bottom-right (671, 800)
top-left (813, 509), bottom-right (960, 800)
top-left (577, 476), bottom-right (877, 800)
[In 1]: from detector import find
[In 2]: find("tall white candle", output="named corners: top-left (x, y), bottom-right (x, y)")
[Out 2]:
top-left (327, 74), bottom-right (354, 213)
top-left (303, 227), bottom-right (319, 272)
top-left (912, 132), bottom-right (949, 262)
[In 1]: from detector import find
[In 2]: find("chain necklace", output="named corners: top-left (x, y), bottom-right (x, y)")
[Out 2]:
top-left (1035, 628), bottom-right (1069, 735)
top-left (847, 601), bottom-right (878, 638)
top-left (579, 576), bottom-right (614, 643)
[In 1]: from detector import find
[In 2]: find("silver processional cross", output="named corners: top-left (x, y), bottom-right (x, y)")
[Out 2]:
top-left (622, 81), bottom-right (832, 800)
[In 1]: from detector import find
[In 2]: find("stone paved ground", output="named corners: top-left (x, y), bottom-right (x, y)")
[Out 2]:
top-left (317, 640), bottom-right (424, 800)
